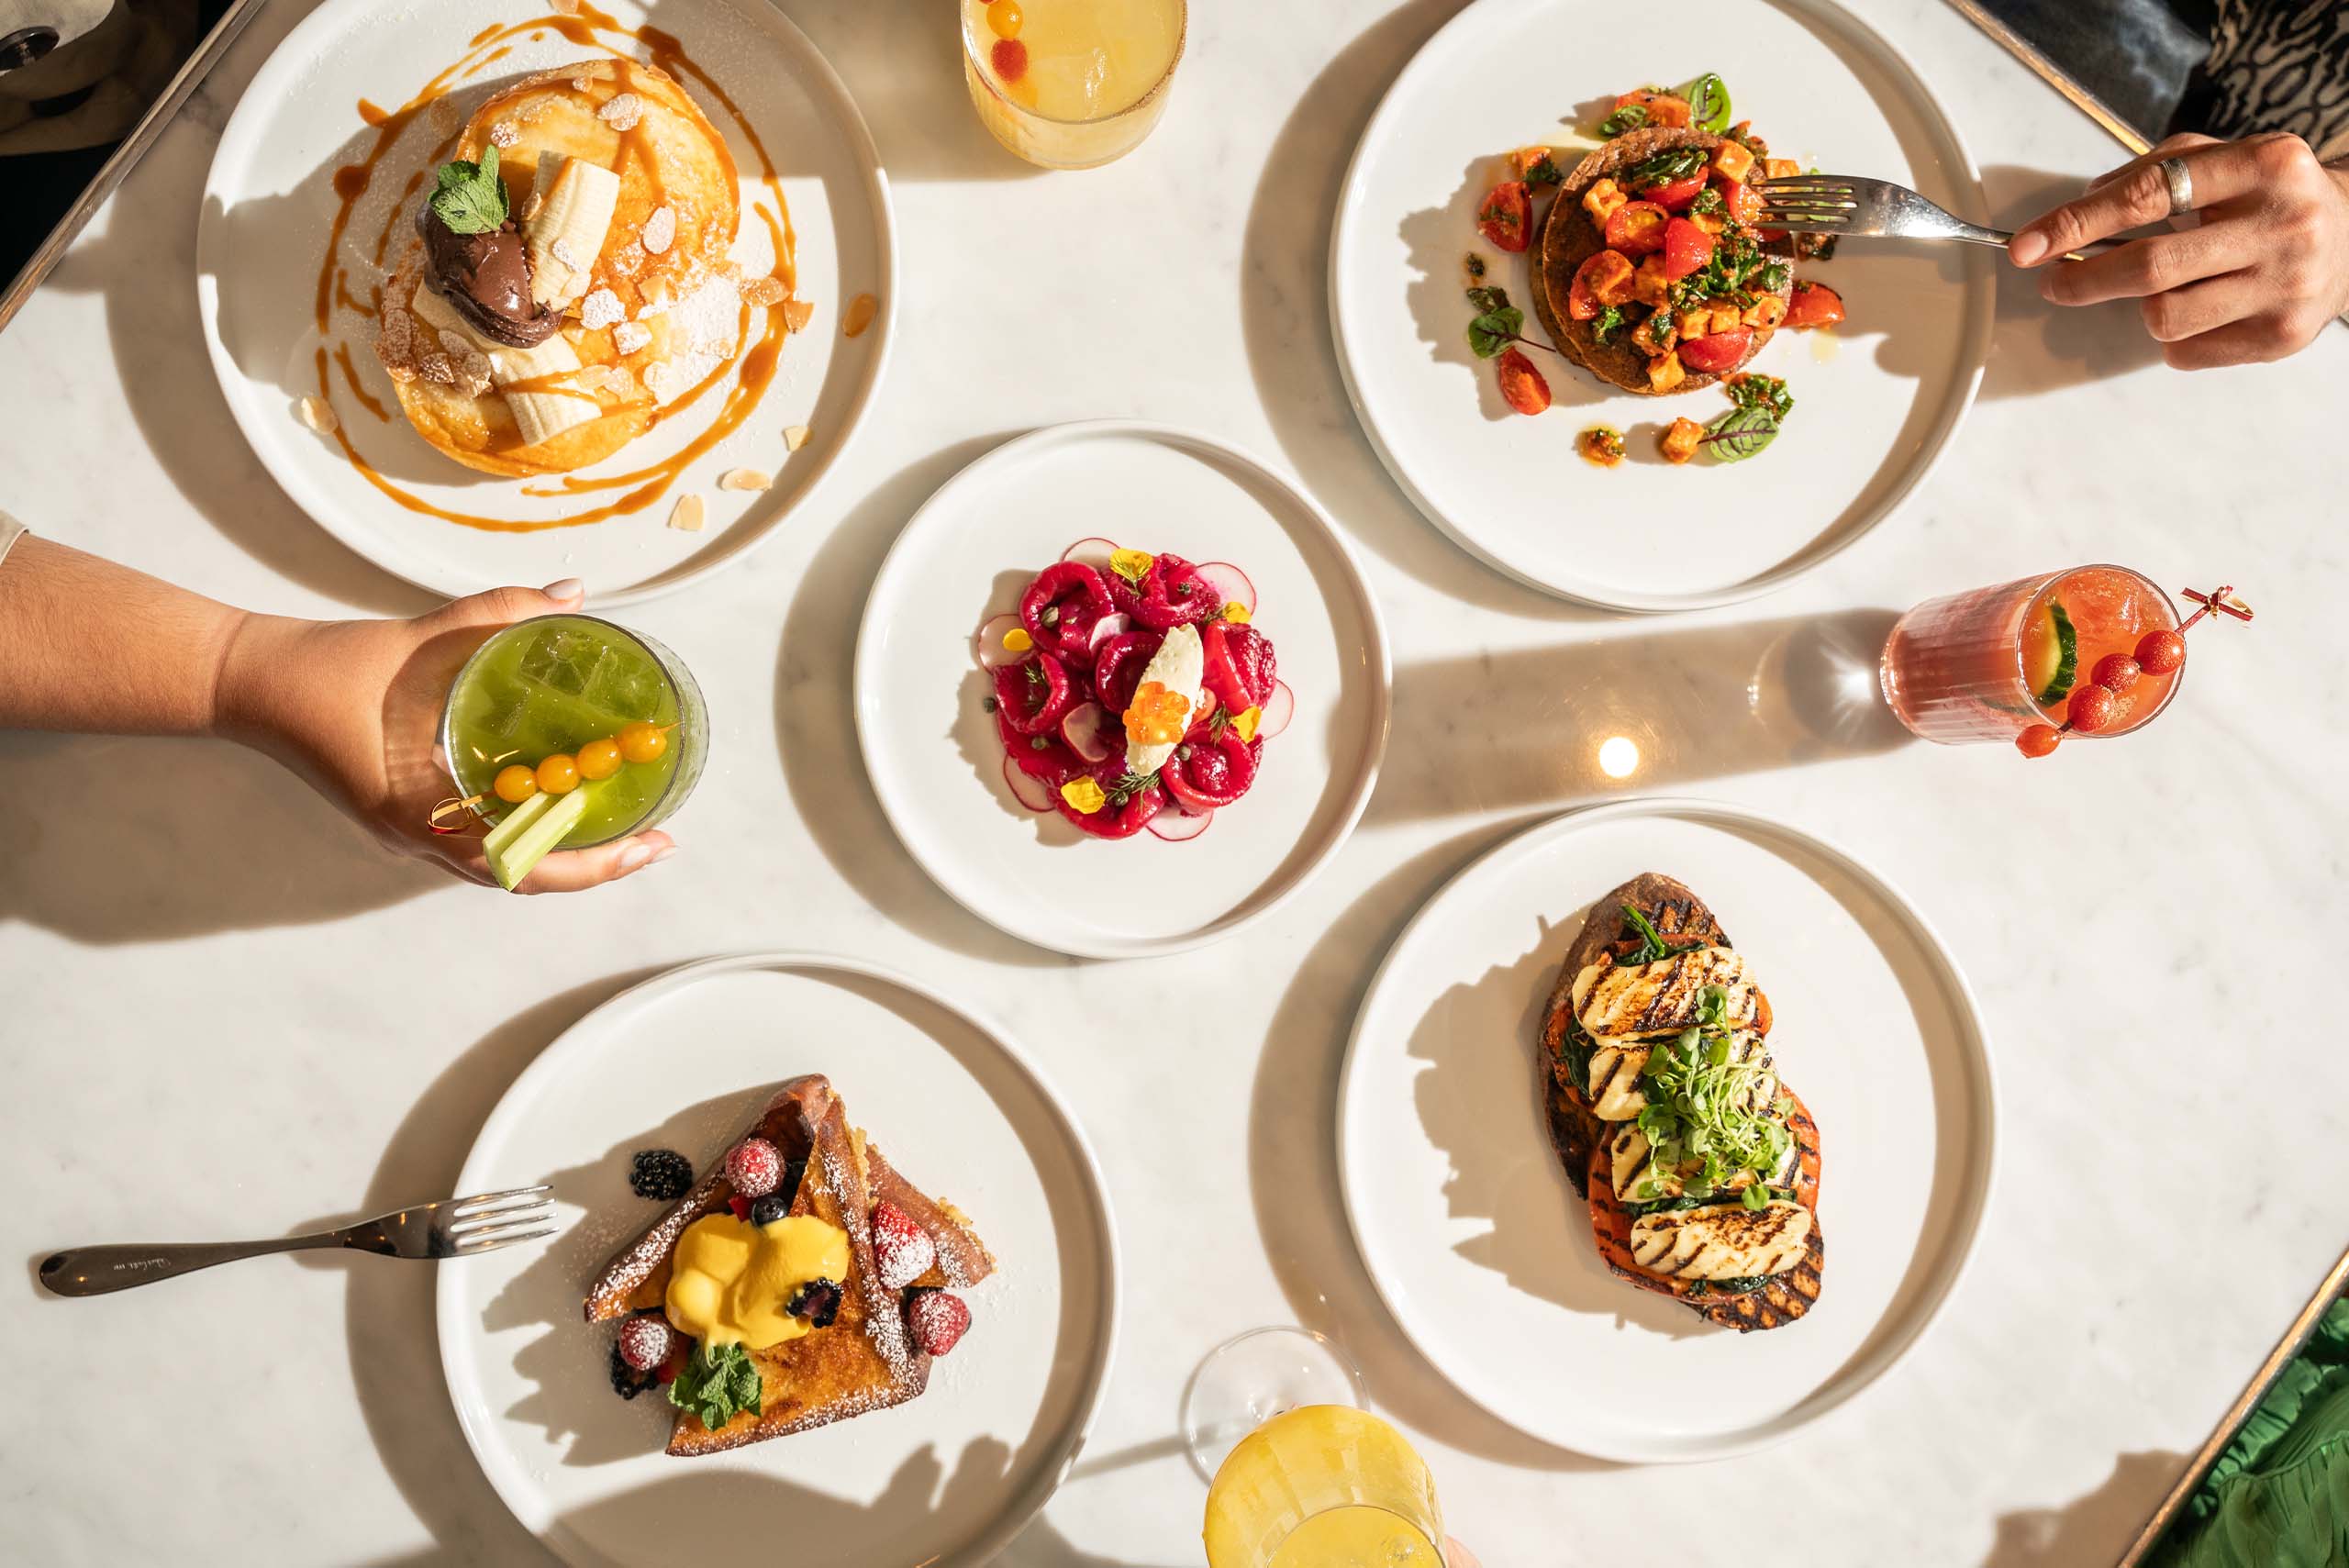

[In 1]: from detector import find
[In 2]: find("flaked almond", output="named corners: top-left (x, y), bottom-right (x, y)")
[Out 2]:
top-left (612, 320), bottom-right (652, 356)
top-left (784, 424), bottom-right (811, 451)
top-left (668, 493), bottom-right (707, 532)
top-left (780, 296), bottom-right (815, 330)
top-left (298, 395), bottom-right (340, 434)
top-left (488, 120), bottom-right (519, 149)
top-left (640, 206), bottom-right (676, 256)
top-left (718, 467), bottom-right (772, 492)
top-left (549, 0), bottom-right (580, 13)
top-left (579, 288), bottom-right (624, 330)
top-left (597, 92), bottom-right (644, 132)
top-left (843, 292), bottom-right (878, 339)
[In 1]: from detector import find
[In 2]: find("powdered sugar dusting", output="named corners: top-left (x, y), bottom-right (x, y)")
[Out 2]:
top-left (578, 288), bottom-right (624, 330)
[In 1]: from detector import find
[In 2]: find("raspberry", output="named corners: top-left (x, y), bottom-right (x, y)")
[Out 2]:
top-left (727, 1195), bottom-right (752, 1222)
top-left (905, 1288), bottom-right (971, 1357)
top-left (2089, 653), bottom-right (2141, 695)
top-left (629, 1149), bottom-right (693, 1201)
top-left (871, 1201), bottom-right (937, 1292)
top-left (618, 1315), bottom-right (674, 1373)
top-left (724, 1137), bottom-right (783, 1198)
top-left (2066, 685), bottom-right (2117, 734)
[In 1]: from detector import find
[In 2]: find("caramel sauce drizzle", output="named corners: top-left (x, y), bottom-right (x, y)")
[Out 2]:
top-left (334, 341), bottom-right (390, 421)
top-left (309, 0), bottom-right (802, 533)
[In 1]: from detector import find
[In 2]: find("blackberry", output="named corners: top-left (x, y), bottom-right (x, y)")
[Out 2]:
top-left (751, 1192), bottom-right (790, 1227)
top-left (782, 1159), bottom-right (807, 1202)
top-left (786, 1278), bottom-right (842, 1329)
top-left (608, 1340), bottom-right (653, 1399)
top-left (629, 1149), bottom-right (693, 1201)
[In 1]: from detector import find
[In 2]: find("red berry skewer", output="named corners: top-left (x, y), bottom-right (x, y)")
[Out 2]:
top-left (2017, 583), bottom-right (2249, 757)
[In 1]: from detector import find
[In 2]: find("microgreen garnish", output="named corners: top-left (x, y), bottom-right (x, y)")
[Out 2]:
top-left (1592, 304), bottom-right (1628, 346)
top-left (1675, 72), bottom-right (1731, 134)
top-left (1463, 284), bottom-right (1562, 361)
top-left (1631, 986), bottom-right (1793, 1202)
top-left (668, 1340), bottom-right (761, 1430)
top-left (429, 145), bottom-right (508, 235)
top-left (1699, 406), bottom-right (1779, 463)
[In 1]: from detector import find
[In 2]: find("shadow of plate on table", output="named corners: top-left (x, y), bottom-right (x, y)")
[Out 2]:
top-left (1981, 1448), bottom-right (2188, 1568)
top-left (1368, 607), bottom-right (1907, 826)
top-left (1248, 828), bottom-right (1622, 1473)
top-left (776, 435), bottom-right (1063, 968)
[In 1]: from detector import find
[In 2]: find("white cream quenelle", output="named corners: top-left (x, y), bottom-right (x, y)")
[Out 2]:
top-left (1122, 622), bottom-right (1206, 774)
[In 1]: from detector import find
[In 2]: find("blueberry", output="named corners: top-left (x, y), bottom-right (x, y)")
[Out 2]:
top-left (751, 1192), bottom-right (789, 1226)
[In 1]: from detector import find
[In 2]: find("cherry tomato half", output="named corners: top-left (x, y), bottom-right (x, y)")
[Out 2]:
top-left (1710, 171), bottom-right (1765, 226)
top-left (1496, 347), bottom-right (1551, 416)
top-left (1641, 173), bottom-right (1706, 213)
top-left (1661, 217), bottom-right (1715, 282)
top-left (1476, 181), bottom-right (1532, 253)
top-left (1603, 200), bottom-right (1670, 257)
top-left (1566, 250), bottom-right (1635, 320)
top-left (1675, 328), bottom-right (1753, 375)
top-left (1784, 281), bottom-right (1846, 329)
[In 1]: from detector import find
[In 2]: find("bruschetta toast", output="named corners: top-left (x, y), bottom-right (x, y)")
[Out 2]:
top-left (1538, 874), bottom-right (1824, 1332)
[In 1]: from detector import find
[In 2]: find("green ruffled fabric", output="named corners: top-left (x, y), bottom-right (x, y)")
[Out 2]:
top-left (2153, 1301), bottom-right (2349, 1568)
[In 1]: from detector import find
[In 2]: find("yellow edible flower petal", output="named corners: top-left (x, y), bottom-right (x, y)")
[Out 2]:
top-left (1060, 777), bottom-right (1107, 815)
top-left (1231, 706), bottom-right (1261, 742)
top-left (1222, 602), bottom-right (1252, 624)
top-left (1001, 627), bottom-right (1033, 652)
top-left (1108, 547), bottom-right (1155, 584)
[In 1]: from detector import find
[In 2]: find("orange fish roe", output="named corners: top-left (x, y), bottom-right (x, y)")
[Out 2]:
top-left (1123, 681), bottom-right (1190, 746)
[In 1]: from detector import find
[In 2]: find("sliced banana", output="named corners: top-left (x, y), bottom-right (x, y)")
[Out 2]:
top-left (523, 152), bottom-right (621, 310)
top-left (408, 285), bottom-right (600, 449)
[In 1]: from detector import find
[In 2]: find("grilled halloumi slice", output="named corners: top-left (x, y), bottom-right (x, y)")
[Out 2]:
top-left (1587, 1029), bottom-right (1774, 1125)
top-left (1630, 1199), bottom-right (1812, 1281)
top-left (1570, 947), bottom-right (1756, 1040)
top-left (1609, 1120), bottom-right (1798, 1203)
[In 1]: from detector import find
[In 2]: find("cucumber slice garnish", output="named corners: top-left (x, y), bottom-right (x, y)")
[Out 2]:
top-left (2025, 598), bottom-right (2079, 706)
top-left (484, 787), bottom-right (589, 890)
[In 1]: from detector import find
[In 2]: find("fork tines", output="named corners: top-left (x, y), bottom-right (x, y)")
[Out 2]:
top-left (1755, 178), bottom-right (1857, 227)
top-left (446, 1184), bottom-right (556, 1251)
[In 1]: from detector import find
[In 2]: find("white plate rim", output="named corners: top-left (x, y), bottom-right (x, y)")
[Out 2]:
top-left (434, 949), bottom-right (1123, 1564)
top-left (1326, 0), bottom-right (1996, 614)
top-left (195, 0), bottom-right (898, 608)
top-left (1336, 795), bottom-right (2000, 1462)
top-left (852, 418), bottom-right (1395, 960)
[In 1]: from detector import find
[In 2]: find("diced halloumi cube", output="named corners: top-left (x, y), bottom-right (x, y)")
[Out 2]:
top-left (1647, 351), bottom-right (1687, 393)
top-left (1632, 254), bottom-right (1673, 306)
top-left (1582, 178), bottom-right (1627, 226)
top-left (1744, 296), bottom-right (1788, 328)
top-left (1765, 158), bottom-right (1801, 181)
top-left (1711, 141), bottom-right (1755, 183)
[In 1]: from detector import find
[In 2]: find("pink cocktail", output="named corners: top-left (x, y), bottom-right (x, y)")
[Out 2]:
top-left (1881, 565), bottom-right (2183, 745)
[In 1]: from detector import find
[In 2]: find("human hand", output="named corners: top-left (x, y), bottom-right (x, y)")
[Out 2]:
top-left (2007, 132), bottom-right (2349, 369)
top-left (216, 579), bottom-right (675, 892)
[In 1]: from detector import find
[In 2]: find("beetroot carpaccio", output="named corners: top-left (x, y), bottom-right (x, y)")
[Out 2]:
top-left (974, 539), bottom-right (1297, 843)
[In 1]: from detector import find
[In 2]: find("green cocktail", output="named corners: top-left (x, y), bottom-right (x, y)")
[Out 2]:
top-left (440, 615), bottom-right (707, 884)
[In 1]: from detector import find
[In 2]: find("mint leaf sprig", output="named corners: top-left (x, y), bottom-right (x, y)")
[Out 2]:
top-left (667, 1340), bottom-right (761, 1431)
top-left (429, 145), bottom-right (508, 235)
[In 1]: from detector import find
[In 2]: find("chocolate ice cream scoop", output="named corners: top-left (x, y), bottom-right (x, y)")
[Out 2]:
top-left (417, 207), bottom-right (561, 349)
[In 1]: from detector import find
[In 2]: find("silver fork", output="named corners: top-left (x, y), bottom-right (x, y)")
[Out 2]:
top-left (1755, 174), bottom-right (2109, 259)
top-left (37, 1185), bottom-right (556, 1297)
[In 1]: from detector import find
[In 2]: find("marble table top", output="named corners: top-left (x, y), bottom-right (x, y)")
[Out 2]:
top-left (5, 0), bottom-right (2346, 1563)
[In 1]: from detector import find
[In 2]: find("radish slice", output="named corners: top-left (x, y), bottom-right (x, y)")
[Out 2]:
top-left (1257, 681), bottom-right (1295, 738)
top-left (1002, 757), bottom-right (1056, 812)
top-left (1086, 612), bottom-right (1132, 652)
top-left (1061, 538), bottom-right (1119, 573)
top-left (975, 613), bottom-right (1029, 670)
top-left (1061, 701), bottom-right (1115, 763)
top-left (1196, 562), bottom-right (1257, 615)
top-left (1147, 807), bottom-right (1214, 841)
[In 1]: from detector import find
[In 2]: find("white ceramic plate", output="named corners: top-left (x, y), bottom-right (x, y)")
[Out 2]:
top-left (1339, 798), bottom-right (1997, 1461)
top-left (1330, 0), bottom-right (1995, 611)
top-left (199, 0), bottom-right (892, 605)
top-left (437, 952), bottom-right (1119, 1567)
top-left (855, 422), bottom-right (1392, 959)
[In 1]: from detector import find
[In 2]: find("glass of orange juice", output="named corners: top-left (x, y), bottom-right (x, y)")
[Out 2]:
top-left (961, 0), bottom-right (1187, 169)
top-left (1205, 1405), bottom-right (1448, 1568)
